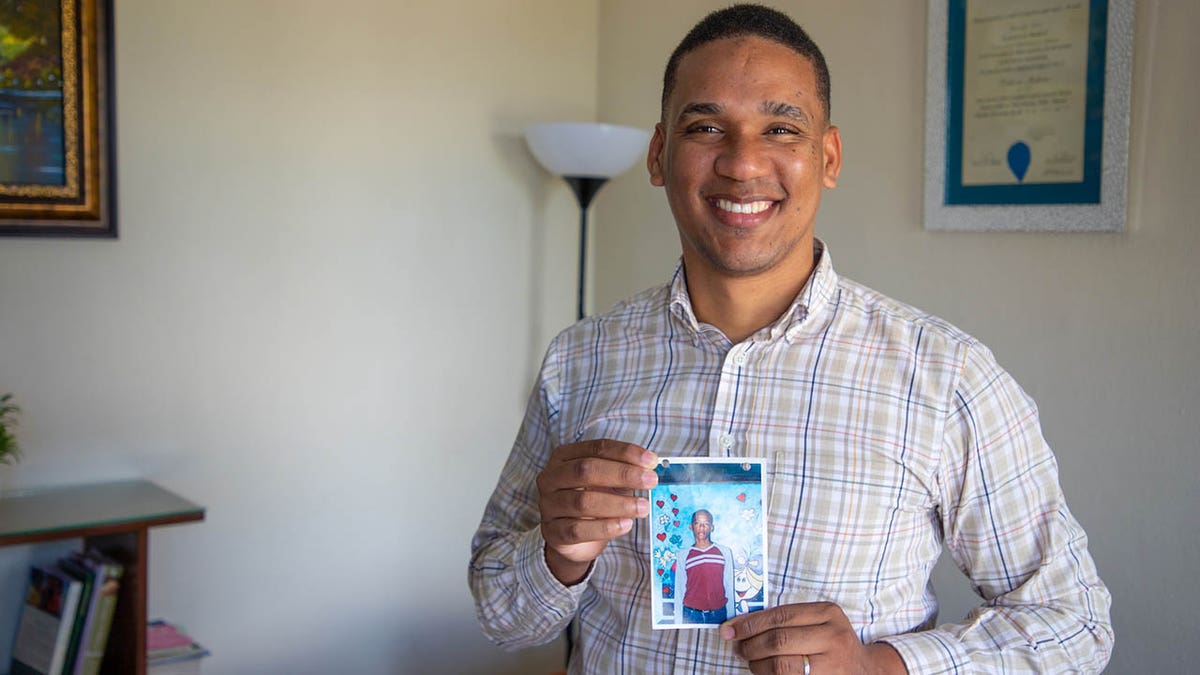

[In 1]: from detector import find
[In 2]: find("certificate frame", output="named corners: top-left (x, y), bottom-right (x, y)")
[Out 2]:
top-left (0, 0), bottom-right (117, 238)
top-left (924, 0), bottom-right (1133, 232)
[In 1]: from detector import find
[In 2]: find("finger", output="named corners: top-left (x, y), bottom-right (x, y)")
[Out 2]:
top-left (746, 655), bottom-right (812, 675)
top-left (539, 455), bottom-right (658, 492)
top-left (550, 439), bottom-right (657, 468)
top-left (597, 486), bottom-right (635, 497)
top-left (736, 625), bottom-right (835, 663)
top-left (721, 602), bottom-right (837, 640)
top-left (542, 516), bottom-right (633, 547)
top-left (541, 487), bottom-right (649, 521)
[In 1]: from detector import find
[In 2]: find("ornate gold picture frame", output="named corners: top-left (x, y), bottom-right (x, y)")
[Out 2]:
top-left (0, 0), bottom-right (116, 237)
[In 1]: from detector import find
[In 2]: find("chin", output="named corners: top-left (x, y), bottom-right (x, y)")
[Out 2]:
top-left (704, 252), bottom-right (781, 277)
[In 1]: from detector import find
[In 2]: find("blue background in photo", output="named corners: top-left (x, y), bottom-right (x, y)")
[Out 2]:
top-left (650, 479), bottom-right (763, 604)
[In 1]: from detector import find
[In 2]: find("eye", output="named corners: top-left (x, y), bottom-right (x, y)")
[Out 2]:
top-left (766, 126), bottom-right (799, 135)
top-left (685, 124), bottom-right (722, 135)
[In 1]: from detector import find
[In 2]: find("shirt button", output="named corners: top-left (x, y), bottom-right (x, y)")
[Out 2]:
top-left (734, 352), bottom-right (747, 366)
top-left (720, 435), bottom-right (734, 449)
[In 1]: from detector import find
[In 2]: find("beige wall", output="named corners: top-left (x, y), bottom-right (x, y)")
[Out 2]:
top-left (1, 1), bottom-right (1194, 672)
top-left (0, 1), bottom-right (595, 672)
top-left (595, 1), bottom-right (1199, 673)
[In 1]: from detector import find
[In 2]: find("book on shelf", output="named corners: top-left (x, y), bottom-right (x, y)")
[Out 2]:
top-left (9, 565), bottom-right (85, 675)
top-left (147, 620), bottom-right (210, 675)
top-left (68, 549), bottom-right (125, 675)
top-left (55, 557), bottom-right (97, 675)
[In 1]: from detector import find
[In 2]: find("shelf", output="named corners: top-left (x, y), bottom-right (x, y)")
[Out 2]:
top-left (0, 480), bottom-right (204, 544)
top-left (0, 480), bottom-right (205, 675)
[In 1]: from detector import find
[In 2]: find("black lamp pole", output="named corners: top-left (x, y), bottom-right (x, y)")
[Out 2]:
top-left (560, 177), bottom-right (607, 665)
top-left (563, 176), bottom-right (609, 321)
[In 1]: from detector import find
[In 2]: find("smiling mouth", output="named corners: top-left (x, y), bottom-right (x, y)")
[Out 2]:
top-left (714, 198), bottom-right (775, 215)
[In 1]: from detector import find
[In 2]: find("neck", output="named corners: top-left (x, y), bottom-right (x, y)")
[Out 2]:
top-left (684, 247), bottom-right (815, 343)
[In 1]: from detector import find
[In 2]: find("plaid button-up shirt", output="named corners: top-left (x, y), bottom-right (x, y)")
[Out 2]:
top-left (470, 243), bottom-right (1112, 673)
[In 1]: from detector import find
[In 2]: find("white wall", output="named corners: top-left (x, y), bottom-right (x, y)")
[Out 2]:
top-left (594, 1), bottom-right (1199, 673)
top-left (0, 1), bottom-right (597, 672)
top-left (2, 2), bottom-right (1194, 673)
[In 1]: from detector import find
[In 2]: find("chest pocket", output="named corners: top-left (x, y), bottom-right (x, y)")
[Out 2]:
top-left (765, 435), bottom-right (938, 619)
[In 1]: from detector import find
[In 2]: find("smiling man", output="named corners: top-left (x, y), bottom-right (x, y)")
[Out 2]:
top-left (470, 5), bottom-right (1112, 674)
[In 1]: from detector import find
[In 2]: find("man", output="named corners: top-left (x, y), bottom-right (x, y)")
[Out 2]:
top-left (470, 5), bottom-right (1112, 673)
top-left (673, 509), bottom-right (735, 625)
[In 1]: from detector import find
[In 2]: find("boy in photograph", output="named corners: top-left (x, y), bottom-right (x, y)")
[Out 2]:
top-left (673, 509), bottom-right (735, 624)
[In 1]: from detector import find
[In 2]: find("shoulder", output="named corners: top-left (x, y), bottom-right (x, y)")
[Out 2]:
top-left (827, 275), bottom-right (985, 371)
top-left (832, 277), bottom-right (1034, 423)
top-left (824, 275), bottom-right (1028, 413)
top-left (835, 276), bottom-right (977, 349)
top-left (543, 283), bottom-right (673, 365)
top-left (533, 282), bottom-right (672, 404)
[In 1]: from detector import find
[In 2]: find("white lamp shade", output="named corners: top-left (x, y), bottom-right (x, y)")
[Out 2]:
top-left (525, 122), bottom-right (651, 178)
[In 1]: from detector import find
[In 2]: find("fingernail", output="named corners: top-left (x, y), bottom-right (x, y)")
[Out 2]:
top-left (642, 471), bottom-right (657, 488)
top-left (618, 518), bottom-right (633, 532)
top-left (642, 451), bottom-right (658, 467)
top-left (720, 625), bottom-right (735, 640)
top-left (636, 499), bottom-right (649, 517)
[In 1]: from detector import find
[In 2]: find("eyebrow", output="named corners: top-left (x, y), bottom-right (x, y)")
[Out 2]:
top-left (761, 101), bottom-right (811, 126)
top-left (677, 102), bottom-right (722, 122)
top-left (675, 100), bottom-right (812, 127)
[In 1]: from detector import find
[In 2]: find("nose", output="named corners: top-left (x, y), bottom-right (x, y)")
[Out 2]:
top-left (713, 130), bottom-right (769, 182)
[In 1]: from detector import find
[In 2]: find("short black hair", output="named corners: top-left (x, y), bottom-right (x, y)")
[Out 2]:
top-left (661, 4), bottom-right (831, 123)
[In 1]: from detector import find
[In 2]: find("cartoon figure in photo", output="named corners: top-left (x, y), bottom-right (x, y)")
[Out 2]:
top-left (673, 509), bottom-right (735, 624)
top-left (733, 548), bottom-right (765, 614)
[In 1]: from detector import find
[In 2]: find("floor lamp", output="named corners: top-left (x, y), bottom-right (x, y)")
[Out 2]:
top-left (525, 122), bottom-right (651, 320)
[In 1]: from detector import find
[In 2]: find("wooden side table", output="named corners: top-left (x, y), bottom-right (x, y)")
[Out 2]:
top-left (0, 480), bottom-right (205, 675)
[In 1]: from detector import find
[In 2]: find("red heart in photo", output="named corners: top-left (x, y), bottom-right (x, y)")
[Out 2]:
top-left (656, 500), bottom-right (665, 508)
top-left (737, 493), bottom-right (747, 502)
top-left (663, 585), bottom-right (671, 595)
top-left (657, 568), bottom-right (664, 576)
top-left (672, 508), bottom-right (679, 515)
top-left (673, 520), bottom-right (680, 527)
top-left (670, 494), bottom-right (678, 501)
top-left (656, 533), bottom-right (666, 541)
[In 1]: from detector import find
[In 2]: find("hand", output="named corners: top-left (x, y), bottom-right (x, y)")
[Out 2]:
top-left (536, 439), bottom-right (658, 585)
top-left (720, 602), bottom-right (907, 675)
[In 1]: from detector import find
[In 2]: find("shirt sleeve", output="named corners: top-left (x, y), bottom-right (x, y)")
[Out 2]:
top-left (723, 544), bottom-right (736, 619)
top-left (467, 346), bottom-right (590, 649)
top-left (880, 341), bottom-right (1113, 673)
top-left (674, 549), bottom-right (687, 622)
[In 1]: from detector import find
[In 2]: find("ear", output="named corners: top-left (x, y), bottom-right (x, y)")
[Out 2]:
top-left (821, 125), bottom-right (843, 189)
top-left (647, 122), bottom-right (666, 187)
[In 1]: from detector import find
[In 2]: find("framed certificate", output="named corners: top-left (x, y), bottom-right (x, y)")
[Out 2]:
top-left (924, 0), bottom-right (1134, 231)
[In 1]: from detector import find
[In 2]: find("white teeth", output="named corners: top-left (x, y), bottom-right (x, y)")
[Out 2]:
top-left (716, 198), bottom-right (773, 214)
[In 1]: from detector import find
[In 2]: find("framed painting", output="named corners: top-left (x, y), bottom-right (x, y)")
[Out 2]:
top-left (924, 0), bottom-right (1133, 232)
top-left (0, 0), bottom-right (116, 237)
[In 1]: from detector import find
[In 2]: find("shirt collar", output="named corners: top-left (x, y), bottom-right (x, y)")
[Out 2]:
top-left (667, 239), bottom-right (839, 344)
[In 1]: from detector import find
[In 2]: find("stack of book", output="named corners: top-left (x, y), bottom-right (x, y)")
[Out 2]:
top-left (147, 620), bottom-right (210, 675)
top-left (9, 549), bottom-right (125, 675)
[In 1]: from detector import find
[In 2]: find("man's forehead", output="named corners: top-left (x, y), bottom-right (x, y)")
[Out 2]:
top-left (675, 35), bottom-right (817, 79)
top-left (667, 37), bottom-right (820, 115)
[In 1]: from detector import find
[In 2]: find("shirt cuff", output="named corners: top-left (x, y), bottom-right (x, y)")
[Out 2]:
top-left (515, 526), bottom-right (592, 621)
top-left (877, 629), bottom-right (971, 675)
